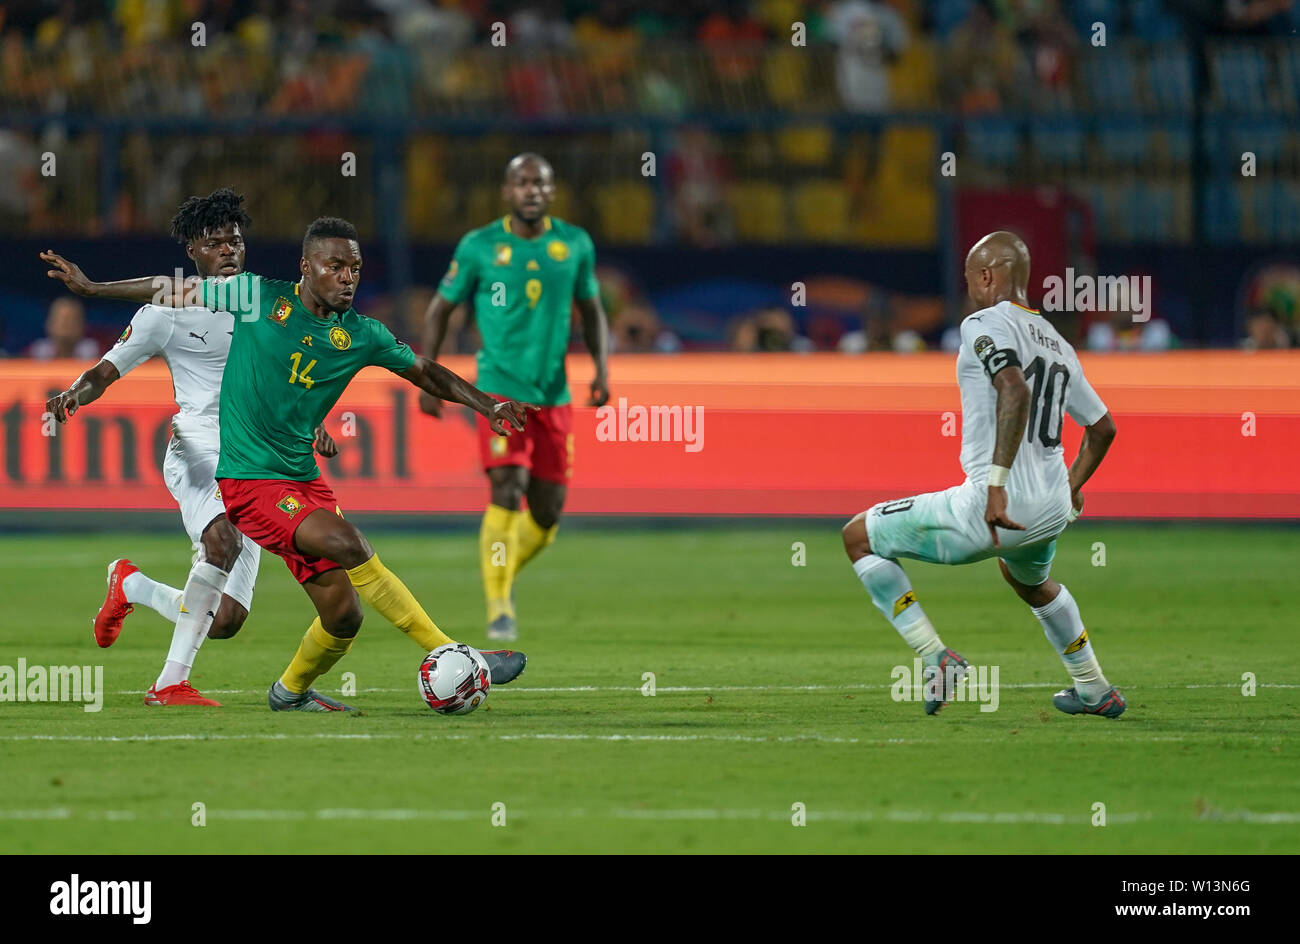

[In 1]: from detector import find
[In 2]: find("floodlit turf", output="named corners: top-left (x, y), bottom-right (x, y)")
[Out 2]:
top-left (0, 523), bottom-right (1296, 854)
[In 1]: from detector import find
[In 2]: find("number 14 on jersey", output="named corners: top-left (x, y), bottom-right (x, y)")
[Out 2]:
top-left (288, 351), bottom-right (316, 389)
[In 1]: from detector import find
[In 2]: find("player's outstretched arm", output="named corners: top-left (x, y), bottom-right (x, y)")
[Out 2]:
top-left (576, 295), bottom-right (610, 407)
top-left (416, 293), bottom-right (459, 418)
top-left (398, 356), bottom-right (537, 435)
top-left (985, 365), bottom-right (1032, 545)
top-left (40, 251), bottom-right (197, 307)
top-left (45, 360), bottom-right (121, 423)
top-left (1067, 412), bottom-right (1117, 517)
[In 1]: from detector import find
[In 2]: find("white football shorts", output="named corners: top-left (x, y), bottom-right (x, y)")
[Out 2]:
top-left (161, 418), bottom-right (260, 611)
top-left (863, 479), bottom-right (1071, 586)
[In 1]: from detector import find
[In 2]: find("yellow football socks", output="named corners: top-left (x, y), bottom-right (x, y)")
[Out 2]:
top-left (480, 504), bottom-right (518, 623)
top-left (347, 553), bottom-right (452, 651)
top-left (511, 511), bottom-right (558, 578)
top-left (279, 618), bottom-right (354, 694)
top-left (479, 504), bottom-right (560, 624)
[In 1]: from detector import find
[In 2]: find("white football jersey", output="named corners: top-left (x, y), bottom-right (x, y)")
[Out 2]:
top-left (101, 305), bottom-right (233, 423)
top-left (956, 300), bottom-right (1108, 500)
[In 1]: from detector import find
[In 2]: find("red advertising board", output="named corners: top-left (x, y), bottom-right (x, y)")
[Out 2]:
top-left (2, 352), bottom-right (1297, 518)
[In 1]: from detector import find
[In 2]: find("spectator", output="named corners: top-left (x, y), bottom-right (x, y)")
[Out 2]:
top-left (1162, 0), bottom-right (1294, 35)
top-left (1017, 0), bottom-right (1078, 100)
top-left (729, 307), bottom-right (813, 352)
top-left (611, 303), bottom-right (681, 353)
top-left (1241, 308), bottom-right (1292, 349)
top-left (29, 297), bottom-right (100, 360)
top-left (398, 285), bottom-right (478, 355)
top-left (1219, 0), bottom-right (1295, 32)
top-left (825, 0), bottom-right (908, 113)
top-left (838, 313), bottom-right (907, 352)
top-left (944, 0), bottom-right (1022, 113)
top-left (0, 129), bottom-right (46, 230)
top-left (1086, 310), bottom-right (1176, 351)
top-left (508, 1), bottom-right (574, 49)
top-left (698, 0), bottom-right (766, 86)
top-left (573, 0), bottom-right (640, 107)
top-left (668, 126), bottom-right (733, 247)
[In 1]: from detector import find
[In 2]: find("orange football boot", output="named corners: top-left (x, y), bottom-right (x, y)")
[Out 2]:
top-left (145, 681), bottom-right (222, 707)
top-left (93, 558), bottom-right (139, 647)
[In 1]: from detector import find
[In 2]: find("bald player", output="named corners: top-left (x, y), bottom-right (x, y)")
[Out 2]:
top-left (842, 231), bottom-right (1124, 718)
top-left (420, 153), bottom-right (609, 642)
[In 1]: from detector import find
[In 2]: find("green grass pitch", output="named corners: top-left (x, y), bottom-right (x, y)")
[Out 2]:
top-left (0, 522), bottom-right (1296, 854)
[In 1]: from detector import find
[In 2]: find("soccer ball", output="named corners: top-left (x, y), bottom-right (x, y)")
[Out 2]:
top-left (418, 644), bottom-right (490, 715)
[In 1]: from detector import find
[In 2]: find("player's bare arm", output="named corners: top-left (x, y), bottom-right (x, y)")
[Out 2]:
top-left (416, 292), bottom-right (459, 418)
top-left (45, 359), bottom-right (121, 423)
top-left (41, 251), bottom-right (199, 306)
top-left (576, 294), bottom-right (610, 407)
top-left (313, 425), bottom-right (339, 458)
top-left (1067, 412), bottom-right (1117, 518)
top-left (398, 356), bottom-right (537, 435)
top-left (986, 365), bottom-right (1031, 544)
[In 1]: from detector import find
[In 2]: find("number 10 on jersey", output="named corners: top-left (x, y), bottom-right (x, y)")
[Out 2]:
top-left (1024, 355), bottom-right (1068, 448)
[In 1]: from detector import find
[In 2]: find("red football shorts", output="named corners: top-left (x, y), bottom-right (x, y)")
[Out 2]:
top-left (218, 476), bottom-right (345, 583)
top-left (476, 395), bottom-right (573, 484)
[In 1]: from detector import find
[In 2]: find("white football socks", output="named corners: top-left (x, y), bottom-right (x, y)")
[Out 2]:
top-left (1032, 584), bottom-right (1110, 703)
top-left (122, 569), bottom-right (183, 623)
top-left (154, 561), bottom-right (229, 691)
top-left (852, 554), bottom-right (944, 658)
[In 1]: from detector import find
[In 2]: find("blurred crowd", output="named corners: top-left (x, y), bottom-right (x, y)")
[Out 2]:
top-left (2, 0), bottom-right (1297, 355)
top-left (3, 1), bottom-right (1296, 120)
top-left (3, 0), bottom-right (1298, 245)
top-left (14, 265), bottom-right (1300, 360)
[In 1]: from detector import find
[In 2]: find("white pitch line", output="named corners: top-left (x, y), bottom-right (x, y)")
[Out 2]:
top-left (106, 681), bottom-right (1300, 696)
top-left (1198, 811), bottom-right (1300, 824)
top-left (12, 807), bottom-right (1296, 825)
top-left (0, 731), bottom-right (1214, 747)
top-left (0, 733), bottom-right (415, 742)
top-left (0, 807), bottom-right (1156, 825)
top-left (107, 682), bottom-right (1064, 695)
top-left (10, 806), bottom-right (1297, 825)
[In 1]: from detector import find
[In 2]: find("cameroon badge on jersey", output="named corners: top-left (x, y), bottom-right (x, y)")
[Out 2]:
top-left (271, 298), bottom-right (293, 325)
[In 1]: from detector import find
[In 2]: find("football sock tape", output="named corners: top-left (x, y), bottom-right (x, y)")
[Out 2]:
top-left (852, 554), bottom-right (944, 658)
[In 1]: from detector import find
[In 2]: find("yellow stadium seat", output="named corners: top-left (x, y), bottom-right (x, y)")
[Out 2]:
top-left (778, 125), bottom-right (834, 168)
top-left (466, 183), bottom-right (500, 229)
top-left (792, 179), bottom-right (850, 242)
top-left (728, 181), bottom-right (787, 242)
top-left (549, 181), bottom-right (577, 223)
top-left (889, 38), bottom-right (938, 108)
top-left (405, 136), bottom-right (446, 236)
top-left (594, 181), bottom-right (655, 243)
top-left (879, 126), bottom-right (938, 183)
top-left (856, 156), bottom-right (937, 247)
top-left (763, 48), bottom-right (809, 108)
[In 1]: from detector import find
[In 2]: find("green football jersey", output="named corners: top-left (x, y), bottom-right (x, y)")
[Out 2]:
top-left (438, 215), bottom-right (599, 406)
top-left (200, 272), bottom-right (416, 481)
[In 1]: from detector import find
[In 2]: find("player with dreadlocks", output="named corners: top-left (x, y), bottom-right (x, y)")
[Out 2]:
top-left (42, 187), bottom-right (338, 706)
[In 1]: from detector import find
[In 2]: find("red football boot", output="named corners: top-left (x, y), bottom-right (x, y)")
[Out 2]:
top-left (145, 681), bottom-right (222, 707)
top-left (93, 558), bottom-right (139, 648)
